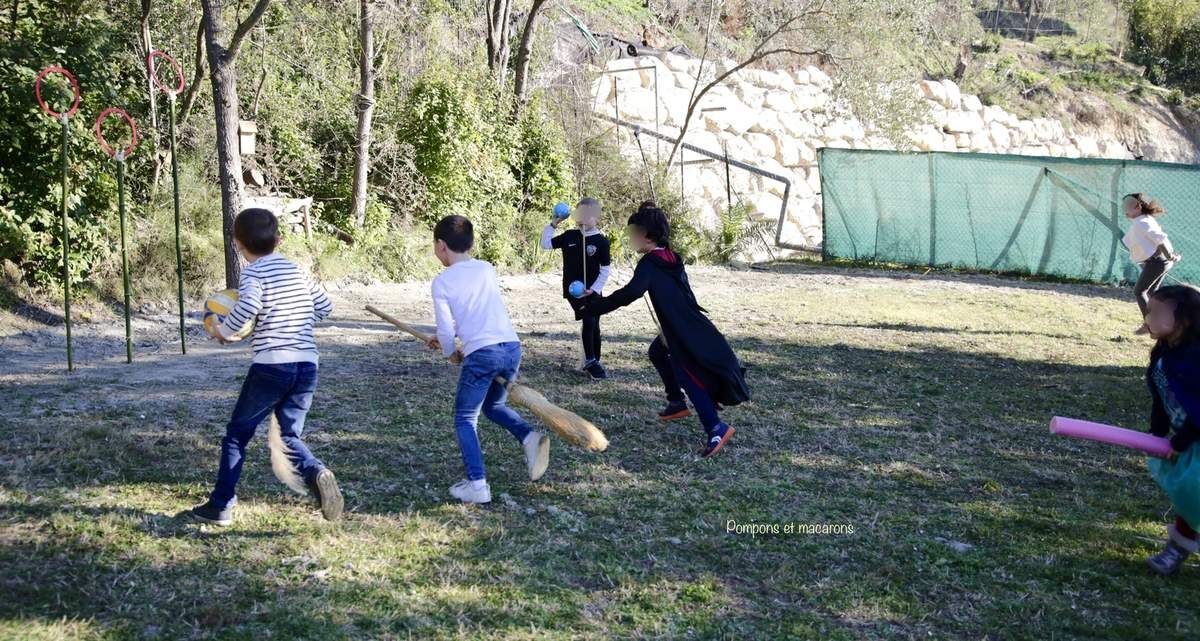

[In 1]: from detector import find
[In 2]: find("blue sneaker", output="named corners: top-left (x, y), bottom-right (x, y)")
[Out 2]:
top-left (189, 496), bottom-right (236, 526)
top-left (701, 423), bottom-right (736, 458)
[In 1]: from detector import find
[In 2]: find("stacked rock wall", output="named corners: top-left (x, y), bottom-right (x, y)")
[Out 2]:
top-left (591, 53), bottom-right (1145, 252)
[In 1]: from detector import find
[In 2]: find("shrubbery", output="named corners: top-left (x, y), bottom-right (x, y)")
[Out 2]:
top-left (1125, 0), bottom-right (1200, 93)
top-left (0, 5), bottom-right (143, 290)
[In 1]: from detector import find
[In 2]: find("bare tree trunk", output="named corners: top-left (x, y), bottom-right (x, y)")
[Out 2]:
top-left (350, 0), bottom-right (376, 229)
top-left (1023, 0), bottom-right (1037, 42)
top-left (200, 0), bottom-right (271, 288)
top-left (485, 0), bottom-right (512, 88)
top-left (510, 0), bottom-right (548, 116)
top-left (178, 16), bottom-right (207, 127)
top-left (140, 0), bottom-right (163, 193)
top-left (953, 42), bottom-right (970, 82)
top-left (251, 21), bottom-right (268, 116)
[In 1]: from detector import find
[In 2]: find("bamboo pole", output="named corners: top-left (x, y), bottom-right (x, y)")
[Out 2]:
top-left (59, 114), bottom-right (74, 371)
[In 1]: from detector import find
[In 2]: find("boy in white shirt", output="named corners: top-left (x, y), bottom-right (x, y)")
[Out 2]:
top-left (429, 215), bottom-right (550, 504)
top-left (1122, 193), bottom-right (1182, 334)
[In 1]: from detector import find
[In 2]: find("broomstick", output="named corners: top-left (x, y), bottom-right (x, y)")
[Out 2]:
top-left (267, 415), bottom-right (307, 495)
top-left (365, 305), bottom-right (609, 452)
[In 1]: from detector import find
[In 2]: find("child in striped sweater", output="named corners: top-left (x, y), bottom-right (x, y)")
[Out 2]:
top-left (190, 208), bottom-right (343, 526)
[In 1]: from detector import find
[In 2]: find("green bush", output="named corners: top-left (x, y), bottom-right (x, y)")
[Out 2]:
top-left (0, 3), bottom-right (145, 289)
top-left (1125, 0), bottom-right (1200, 93)
top-left (511, 95), bottom-right (574, 270)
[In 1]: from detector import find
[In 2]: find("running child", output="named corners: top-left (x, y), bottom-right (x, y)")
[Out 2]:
top-left (430, 214), bottom-right (551, 504)
top-left (191, 207), bottom-right (342, 526)
top-left (1141, 285), bottom-right (1200, 575)
top-left (581, 204), bottom-right (749, 458)
top-left (1122, 193), bottom-right (1181, 334)
top-left (540, 197), bottom-right (612, 379)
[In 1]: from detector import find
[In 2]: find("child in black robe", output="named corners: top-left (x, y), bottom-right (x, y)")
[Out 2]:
top-left (581, 204), bottom-right (749, 457)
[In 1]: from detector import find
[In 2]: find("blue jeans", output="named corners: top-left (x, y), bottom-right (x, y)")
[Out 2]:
top-left (648, 336), bottom-right (721, 432)
top-left (454, 342), bottom-right (534, 481)
top-left (210, 362), bottom-right (326, 509)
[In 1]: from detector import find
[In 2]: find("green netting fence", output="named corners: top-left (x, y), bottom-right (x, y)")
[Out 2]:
top-left (819, 148), bottom-right (1200, 285)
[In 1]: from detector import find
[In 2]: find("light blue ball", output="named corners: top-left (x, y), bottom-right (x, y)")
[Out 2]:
top-left (569, 280), bottom-right (586, 298)
top-left (553, 202), bottom-right (571, 219)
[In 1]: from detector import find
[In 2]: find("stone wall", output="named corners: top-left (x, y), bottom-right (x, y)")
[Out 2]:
top-left (590, 53), bottom-right (1148, 252)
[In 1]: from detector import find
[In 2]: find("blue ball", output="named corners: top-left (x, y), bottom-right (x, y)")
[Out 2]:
top-left (553, 202), bottom-right (571, 219)
top-left (569, 280), bottom-right (586, 298)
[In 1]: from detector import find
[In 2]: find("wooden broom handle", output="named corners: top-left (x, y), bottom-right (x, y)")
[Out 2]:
top-left (365, 305), bottom-right (434, 343)
top-left (366, 304), bottom-right (518, 389)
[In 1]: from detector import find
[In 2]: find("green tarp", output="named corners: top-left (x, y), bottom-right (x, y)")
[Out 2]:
top-left (820, 148), bottom-right (1200, 284)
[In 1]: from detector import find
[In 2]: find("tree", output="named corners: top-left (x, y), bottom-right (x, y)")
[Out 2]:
top-left (199, 0), bottom-right (271, 287)
top-left (485, 0), bottom-right (512, 87)
top-left (665, 0), bottom-right (946, 167)
top-left (350, 0), bottom-right (377, 229)
top-left (510, 0), bottom-right (549, 115)
top-left (484, 0), bottom-right (551, 116)
top-left (177, 16), bottom-right (207, 127)
top-left (665, 0), bottom-right (821, 167)
top-left (139, 0), bottom-right (162, 191)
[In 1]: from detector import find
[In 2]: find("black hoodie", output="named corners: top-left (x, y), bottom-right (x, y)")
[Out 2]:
top-left (584, 249), bottom-right (750, 407)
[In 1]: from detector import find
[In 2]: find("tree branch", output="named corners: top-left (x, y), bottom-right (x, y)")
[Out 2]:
top-left (665, 16), bottom-right (824, 167)
top-left (178, 15), bottom-right (208, 127)
top-left (227, 0), bottom-right (270, 59)
top-left (510, 0), bottom-right (548, 116)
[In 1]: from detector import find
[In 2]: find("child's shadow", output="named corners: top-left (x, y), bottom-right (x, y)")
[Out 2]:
top-left (0, 501), bottom-right (286, 540)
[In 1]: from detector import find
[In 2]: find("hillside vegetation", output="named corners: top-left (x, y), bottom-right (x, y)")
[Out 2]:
top-left (1, 0), bottom-right (1197, 308)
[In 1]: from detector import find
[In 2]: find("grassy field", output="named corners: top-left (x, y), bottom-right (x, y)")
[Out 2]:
top-left (1, 262), bottom-right (1196, 640)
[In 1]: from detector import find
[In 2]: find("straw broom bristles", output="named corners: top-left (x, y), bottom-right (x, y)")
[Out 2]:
top-left (267, 414), bottom-right (308, 495)
top-left (502, 377), bottom-right (609, 452)
top-left (366, 304), bottom-right (609, 452)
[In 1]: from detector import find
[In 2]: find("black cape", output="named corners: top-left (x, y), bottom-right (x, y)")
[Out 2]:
top-left (586, 250), bottom-right (750, 407)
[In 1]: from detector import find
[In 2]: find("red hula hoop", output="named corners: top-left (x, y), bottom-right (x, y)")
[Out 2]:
top-left (147, 50), bottom-right (185, 95)
top-left (94, 107), bottom-right (138, 160)
top-left (35, 66), bottom-right (81, 119)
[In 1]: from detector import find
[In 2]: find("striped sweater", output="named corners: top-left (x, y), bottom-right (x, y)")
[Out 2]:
top-left (218, 253), bottom-right (333, 364)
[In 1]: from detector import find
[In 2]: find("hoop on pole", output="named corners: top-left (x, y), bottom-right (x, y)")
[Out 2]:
top-left (34, 66), bottom-right (81, 119)
top-left (93, 107), bottom-right (138, 160)
top-left (147, 50), bottom-right (185, 96)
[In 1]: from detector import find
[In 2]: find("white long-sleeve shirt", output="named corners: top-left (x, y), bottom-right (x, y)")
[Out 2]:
top-left (219, 253), bottom-right (333, 364)
top-left (1123, 215), bottom-right (1174, 263)
top-left (431, 259), bottom-right (519, 358)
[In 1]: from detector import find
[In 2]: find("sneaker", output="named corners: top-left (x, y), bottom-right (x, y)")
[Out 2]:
top-left (583, 360), bottom-right (608, 380)
top-left (190, 497), bottom-right (236, 526)
top-left (306, 469), bottom-right (344, 522)
top-left (1148, 541), bottom-right (1192, 576)
top-left (449, 479), bottom-right (492, 504)
top-left (701, 423), bottom-right (736, 458)
top-left (658, 400), bottom-right (691, 422)
top-left (523, 431), bottom-right (550, 481)
top-left (1148, 524), bottom-right (1198, 576)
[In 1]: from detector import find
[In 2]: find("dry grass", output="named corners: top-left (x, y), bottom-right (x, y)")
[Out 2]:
top-left (0, 262), bottom-right (1195, 639)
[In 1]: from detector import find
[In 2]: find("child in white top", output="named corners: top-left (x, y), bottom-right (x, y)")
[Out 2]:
top-left (1122, 193), bottom-right (1181, 334)
top-left (429, 215), bottom-right (550, 504)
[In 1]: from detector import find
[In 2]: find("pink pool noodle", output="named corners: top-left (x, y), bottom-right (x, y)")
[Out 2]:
top-left (1049, 416), bottom-right (1173, 458)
